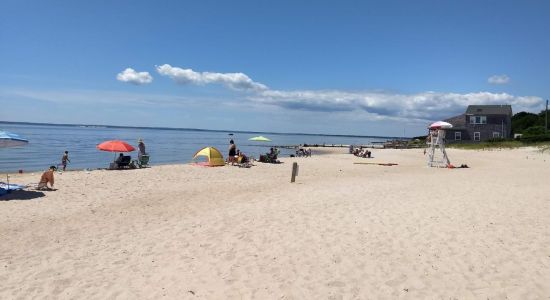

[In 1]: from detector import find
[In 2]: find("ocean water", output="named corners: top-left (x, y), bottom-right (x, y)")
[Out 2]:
top-left (0, 123), bottom-right (394, 172)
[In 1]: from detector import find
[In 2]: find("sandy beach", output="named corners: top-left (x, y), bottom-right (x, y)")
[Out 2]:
top-left (1, 147), bottom-right (549, 299)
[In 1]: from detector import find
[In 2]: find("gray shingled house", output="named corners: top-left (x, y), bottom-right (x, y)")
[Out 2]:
top-left (443, 105), bottom-right (512, 142)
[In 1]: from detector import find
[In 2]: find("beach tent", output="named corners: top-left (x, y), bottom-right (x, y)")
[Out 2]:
top-left (1, 130), bottom-right (29, 194)
top-left (193, 147), bottom-right (225, 167)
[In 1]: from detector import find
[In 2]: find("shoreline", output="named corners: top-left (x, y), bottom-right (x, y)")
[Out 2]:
top-left (2, 146), bottom-right (349, 175)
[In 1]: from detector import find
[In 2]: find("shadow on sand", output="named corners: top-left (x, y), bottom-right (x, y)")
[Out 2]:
top-left (0, 190), bottom-right (46, 201)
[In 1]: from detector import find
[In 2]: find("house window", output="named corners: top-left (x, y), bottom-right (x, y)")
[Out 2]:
top-left (470, 116), bottom-right (487, 124)
top-left (455, 132), bottom-right (461, 141)
top-left (493, 132), bottom-right (501, 138)
top-left (474, 132), bottom-right (481, 141)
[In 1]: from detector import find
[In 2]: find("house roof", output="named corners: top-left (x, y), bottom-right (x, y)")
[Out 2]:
top-left (466, 105), bottom-right (512, 115)
top-left (443, 114), bottom-right (467, 130)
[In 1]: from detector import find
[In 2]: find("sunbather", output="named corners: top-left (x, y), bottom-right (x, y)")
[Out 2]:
top-left (236, 150), bottom-right (251, 165)
top-left (37, 166), bottom-right (56, 190)
top-left (116, 153), bottom-right (124, 164)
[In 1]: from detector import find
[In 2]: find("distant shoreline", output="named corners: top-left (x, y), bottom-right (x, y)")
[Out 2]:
top-left (0, 120), bottom-right (410, 140)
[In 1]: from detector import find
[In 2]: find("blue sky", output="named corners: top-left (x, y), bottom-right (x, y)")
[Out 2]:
top-left (1, 0), bottom-right (549, 136)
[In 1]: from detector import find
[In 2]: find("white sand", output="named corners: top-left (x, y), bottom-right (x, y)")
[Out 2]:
top-left (1, 147), bottom-right (550, 299)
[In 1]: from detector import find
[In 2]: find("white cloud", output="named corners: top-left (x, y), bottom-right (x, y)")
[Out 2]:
top-left (151, 64), bottom-right (542, 121)
top-left (249, 89), bottom-right (542, 121)
top-left (116, 68), bottom-right (153, 85)
top-left (156, 64), bottom-right (268, 91)
top-left (488, 74), bottom-right (510, 85)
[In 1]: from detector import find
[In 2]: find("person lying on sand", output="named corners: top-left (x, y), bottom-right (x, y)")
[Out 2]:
top-left (37, 166), bottom-right (57, 191)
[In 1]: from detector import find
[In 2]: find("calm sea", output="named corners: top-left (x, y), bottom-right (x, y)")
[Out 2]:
top-left (0, 123), bottom-right (394, 172)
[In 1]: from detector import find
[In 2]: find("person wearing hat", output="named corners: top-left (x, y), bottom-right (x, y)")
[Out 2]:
top-left (138, 138), bottom-right (146, 160)
top-left (37, 166), bottom-right (57, 190)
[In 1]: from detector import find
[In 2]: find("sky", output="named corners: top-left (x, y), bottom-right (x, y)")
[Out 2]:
top-left (1, 0), bottom-right (549, 136)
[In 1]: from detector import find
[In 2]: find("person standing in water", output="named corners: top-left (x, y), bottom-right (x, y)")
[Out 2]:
top-left (61, 151), bottom-right (70, 171)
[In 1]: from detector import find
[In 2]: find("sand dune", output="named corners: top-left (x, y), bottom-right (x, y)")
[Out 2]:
top-left (1, 148), bottom-right (550, 299)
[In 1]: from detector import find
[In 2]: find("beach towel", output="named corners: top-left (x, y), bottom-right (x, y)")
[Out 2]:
top-left (0, 182), bottom-right (26, 191)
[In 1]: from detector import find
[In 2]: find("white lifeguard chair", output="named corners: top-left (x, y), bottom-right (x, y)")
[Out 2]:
top-left (426, 121), bottom-right (452, 168)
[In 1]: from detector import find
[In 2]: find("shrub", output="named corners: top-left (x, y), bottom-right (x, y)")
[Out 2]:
top-left (487, 138), bottom-right (507, 143)
top-left (523, 126), bottom-right (546, 136)
top-left (520, 134), bottom-right (550, 143)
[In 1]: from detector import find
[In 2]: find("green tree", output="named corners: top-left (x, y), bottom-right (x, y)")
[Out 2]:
top-left (523, 126), bottom-right (546, 136)
top-left (512, 111), bottom-right (545, 134)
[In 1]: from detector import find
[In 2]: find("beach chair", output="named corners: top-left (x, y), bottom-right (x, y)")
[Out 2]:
top-left (134, 154), bottom-right (150, 168)
top-left (110, 156), bottom-right (133, 169)
top-left (259, 154), bottom-right (279, 164)
top-left (235, 155), bottom-right (252, 168)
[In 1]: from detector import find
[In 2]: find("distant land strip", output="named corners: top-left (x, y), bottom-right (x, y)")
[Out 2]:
top-left (0, 121), bottom-right (409, 140)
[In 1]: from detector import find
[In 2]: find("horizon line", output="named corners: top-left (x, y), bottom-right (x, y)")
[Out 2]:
top-left (0, 120), bottom-right (412, 140)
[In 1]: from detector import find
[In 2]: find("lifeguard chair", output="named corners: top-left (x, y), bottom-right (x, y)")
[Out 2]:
top-left (426, 121), bottom-right (452, 168)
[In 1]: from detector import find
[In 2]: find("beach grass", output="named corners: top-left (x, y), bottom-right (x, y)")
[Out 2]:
top-left (446, 140), bottom-right (550, 150)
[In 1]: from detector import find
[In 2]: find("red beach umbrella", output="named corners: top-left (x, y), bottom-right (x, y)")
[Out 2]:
top-left (96, 140), bottom-right (135, 152)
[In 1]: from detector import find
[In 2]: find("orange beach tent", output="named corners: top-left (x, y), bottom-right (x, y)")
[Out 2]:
top-left (193, 147), bottom-right (225, 167)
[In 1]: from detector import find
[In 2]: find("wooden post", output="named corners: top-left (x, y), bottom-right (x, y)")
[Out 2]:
top-left (291, 162), bottom-right (298, 183)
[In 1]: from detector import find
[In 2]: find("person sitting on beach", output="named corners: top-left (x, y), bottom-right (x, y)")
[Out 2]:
top-left (268, 147), bottom-right (279, 160)
top-left (264, 147), bottom-right (280, 163)
top-left (237, 150), bottom-right (249, 164)
top-left (111, 153), bottom-right (133, 169)
top-left (361, 150), bottom-right (371, 158)
top-left (37, 166), bottom-right (56, 190)
top-left (116, 153), bottom-right (124, 164)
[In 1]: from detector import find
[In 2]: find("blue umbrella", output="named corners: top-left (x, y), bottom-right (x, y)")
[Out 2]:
top-left (0, 130), bottom-right (29, 148)
top-left (0, 130), bottom-right (29, 193)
